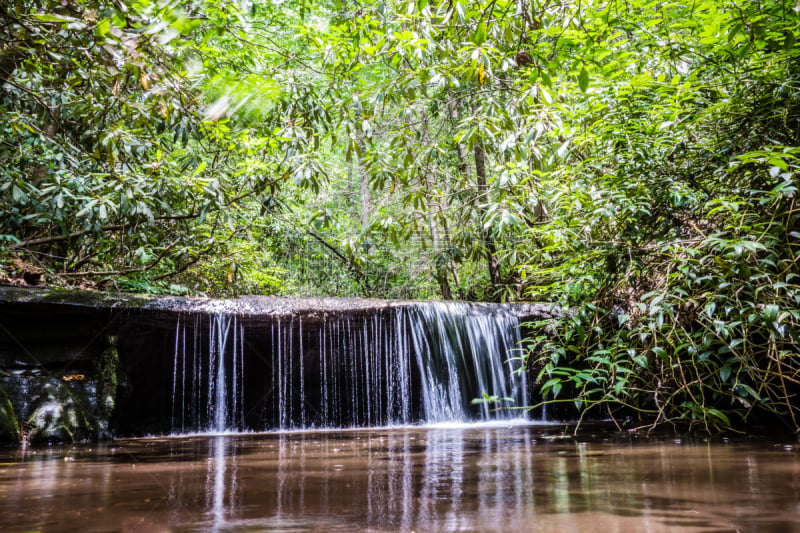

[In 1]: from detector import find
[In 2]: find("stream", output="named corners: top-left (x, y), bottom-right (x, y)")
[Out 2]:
top-left (1, 423), bottom-right (799, 532)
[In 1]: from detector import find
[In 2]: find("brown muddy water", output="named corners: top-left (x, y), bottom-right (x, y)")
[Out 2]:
top-left (1, 423), bottom-right (799, 533)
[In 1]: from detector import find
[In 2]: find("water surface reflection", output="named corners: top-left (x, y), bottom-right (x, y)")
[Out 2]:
top-left (1, 426), bottom-right (799, 532)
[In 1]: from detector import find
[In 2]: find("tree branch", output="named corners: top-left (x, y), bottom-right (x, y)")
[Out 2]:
top-left (57, 240), bottom-right (179, 277)
top-left (306, 228), bottom-right (368, 280)
top-left (12, 214), bottom-right (200, 248)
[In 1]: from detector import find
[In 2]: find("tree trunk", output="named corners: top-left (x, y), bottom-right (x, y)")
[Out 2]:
top-left (428, 208), bottom-right (452, 300)
top-left (354, 103), bottom-right (370, 227)
top-left (359, 165), bottom-right (370, 227)
top-left (473, 139), bottom-right (501, 292)
top-left (447, 100), bottom-right (471, 179)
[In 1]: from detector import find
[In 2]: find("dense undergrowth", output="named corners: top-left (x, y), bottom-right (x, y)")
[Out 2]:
top-left (527, 38), bottom-right (800, 432)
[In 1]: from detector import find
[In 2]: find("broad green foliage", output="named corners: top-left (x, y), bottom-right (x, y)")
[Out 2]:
top-left (2, 0), bottom-right (217, 275)
top-left (514, 0), bottom-right (800, 431)
top-left (0, 0), bottom-right (327, 292)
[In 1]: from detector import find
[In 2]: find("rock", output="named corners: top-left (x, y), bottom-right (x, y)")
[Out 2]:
top-left (25, 379), bottom-right (96, 443)
top-left (0, 386), bottom-right (20, 443)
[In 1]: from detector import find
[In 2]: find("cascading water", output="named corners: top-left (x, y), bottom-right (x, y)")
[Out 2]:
top-left (171, 314), bottom-right (245, 433)
top-left (406, 302), bottom-right (527, 423)
top-left (170, 303), bottom-right (528, 433)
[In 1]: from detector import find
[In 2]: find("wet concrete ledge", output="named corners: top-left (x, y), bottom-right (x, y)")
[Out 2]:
top-left (0, 285), bottom-right (558, 322)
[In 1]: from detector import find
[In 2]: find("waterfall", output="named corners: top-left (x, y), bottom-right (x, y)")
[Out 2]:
top-left (172, 314), bottom-right (245, 433)
top-left (406, 303), bottom-right (527, 423)
top-left (170, 303), bottom-right (528, 433)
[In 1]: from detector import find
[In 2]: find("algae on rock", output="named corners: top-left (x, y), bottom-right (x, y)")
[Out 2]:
top-left (95, 336), bottom-right (119, 438)
top-left (0, 385), bottom-right (20, 443)
top-left (22, 337), bottom-right (120, 443)
top-left (26, 379), bottom-right (95, 443)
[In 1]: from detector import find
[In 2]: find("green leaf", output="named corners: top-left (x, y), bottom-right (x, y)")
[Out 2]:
top-left (542, 377), bottom-right (562, 398)
top-left (94, 18), bottom-right (112, 37)
top-left (652, 346), bottom-right (668, 362)
top-left (578, 67), bottom-right (589, 92)
top-left (34, 13), bottom-right (80, 24)
top-left (193, 160), bottom-right (207, 177)
top-left (551, 382), bottom-right (562, 398)
top-left (474, 22), bottom-right (487, 46)
top-left (12, 182), bottom-right (28, 202)
top-left (540, 86), bottom-right (552, 104)
top-left (706, 408), bottom-right (730, 427)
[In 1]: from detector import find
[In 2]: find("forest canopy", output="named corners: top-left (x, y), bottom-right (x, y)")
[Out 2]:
top-left (1, 0), bottom-right (798, 431)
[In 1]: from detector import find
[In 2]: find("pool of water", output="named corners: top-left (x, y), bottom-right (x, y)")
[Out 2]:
top-left (1, 424), bottom-right (799, 532)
